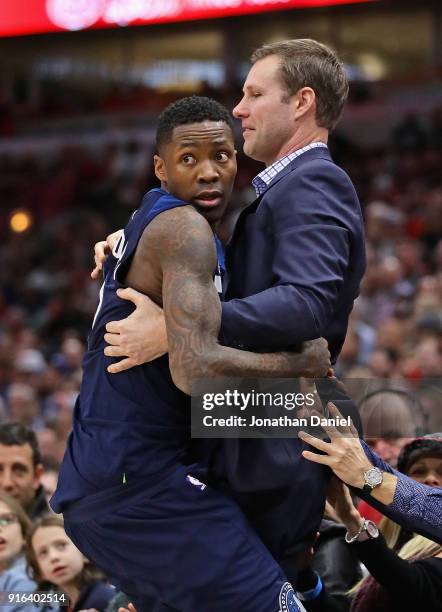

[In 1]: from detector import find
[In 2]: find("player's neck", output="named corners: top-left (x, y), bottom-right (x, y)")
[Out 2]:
top-left (159, 183), bottom-right (221, 233)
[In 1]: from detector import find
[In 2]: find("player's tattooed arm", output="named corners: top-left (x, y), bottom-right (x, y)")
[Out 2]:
top-left (152, 207), bottom-right (330, 394)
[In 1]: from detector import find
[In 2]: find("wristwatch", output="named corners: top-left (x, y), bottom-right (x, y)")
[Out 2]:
top-left (345, 519), bottom-right (379, 544)
top-left (362, 466), bottom-right (383, 495)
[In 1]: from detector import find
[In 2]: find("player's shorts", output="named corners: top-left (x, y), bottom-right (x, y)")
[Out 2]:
top-left (63, 463), bottom-right (306, 612)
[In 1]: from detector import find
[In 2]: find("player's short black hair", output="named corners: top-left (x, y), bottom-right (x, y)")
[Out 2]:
top-left (0, 422), bottom-right (41, 466)
top-left (156, 96), bottom-right (233, 151)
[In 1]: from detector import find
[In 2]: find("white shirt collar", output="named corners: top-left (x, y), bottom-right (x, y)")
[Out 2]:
top-left (252, 142), bottom-right (328, 197)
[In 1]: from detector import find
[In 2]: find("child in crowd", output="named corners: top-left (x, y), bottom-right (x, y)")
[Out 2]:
top-left (0, 492), bottom-right (37, 612)
top-left (26, 515), bottom-right (115, 611)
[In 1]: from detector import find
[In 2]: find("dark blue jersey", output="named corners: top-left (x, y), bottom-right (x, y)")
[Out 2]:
top-left (52, 188), bottom-right (223, 512)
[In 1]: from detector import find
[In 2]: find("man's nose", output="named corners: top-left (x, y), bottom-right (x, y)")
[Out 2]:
top-left (0, 470), bottom-right (15, 493)
top-left (232, 97), bottom-right (248, 119)
top-left (198, 161), bottom-right (219, 183)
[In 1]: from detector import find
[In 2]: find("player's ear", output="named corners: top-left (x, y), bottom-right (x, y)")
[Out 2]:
top-left (154, 155), bottom-right (167, 183)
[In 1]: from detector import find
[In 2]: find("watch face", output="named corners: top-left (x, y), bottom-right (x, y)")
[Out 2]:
top-left (365, 468), bottom-right (383, 487)
top-left (366, 521), bottom-right (379, 538)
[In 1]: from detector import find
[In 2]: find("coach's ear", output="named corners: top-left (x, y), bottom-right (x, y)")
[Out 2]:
top-left (154, 155), bottom-right (167, 184)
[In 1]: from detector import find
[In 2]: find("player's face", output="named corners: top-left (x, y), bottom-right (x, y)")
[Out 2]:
top-left (233, 55), bottom-right (297, 166)
top-left (154, 121), bottom-right (237, 225)
top-left (32, 525), bottom-right (85, 588)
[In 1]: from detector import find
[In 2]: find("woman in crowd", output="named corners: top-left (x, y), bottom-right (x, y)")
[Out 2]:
top-left (378, 435), bottom-right (442, 552)
top-left (26, 515), bottom-right (115, 611)
top-left (0, 492), bottom-right (37, 612)
top-left (328, 434), bottom-right (442, 611)
top-left (334, 479), bottom-right (442, 611)
top-left (297, 401), bottom-right (442, 611)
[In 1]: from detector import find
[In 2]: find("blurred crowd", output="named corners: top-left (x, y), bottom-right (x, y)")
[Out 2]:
top-left (334, 108), bottom-right (442, 437)
top-left (0, 96), bottom-right (441, 609)
top-left (0, 82), bottom-right (240, 140)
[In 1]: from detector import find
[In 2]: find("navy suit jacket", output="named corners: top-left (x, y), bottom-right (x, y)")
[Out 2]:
top-left (220, 146), bottom-right (366, 362)
top-left (209, 148), bottom-right (367, 562)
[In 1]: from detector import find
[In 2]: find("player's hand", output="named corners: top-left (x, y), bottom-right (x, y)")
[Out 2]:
top-left (299, 402), bottom-right (373, 489)
top-left (104, 288), bottom-right (168, 373)
top-left (118, 604), bottom-right (137, 612)
top-left (91, 229), bottom-right (123, 279)
top-left (300, 338), bottom-right (332, 378)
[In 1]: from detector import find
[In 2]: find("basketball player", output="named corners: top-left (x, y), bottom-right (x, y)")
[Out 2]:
top-left (52, 97), bottom-right (330, 612)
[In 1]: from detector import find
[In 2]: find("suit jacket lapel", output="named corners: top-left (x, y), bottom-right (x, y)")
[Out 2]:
top-left (228, 193), bottom-right (263, 245)
top-left (225, 147), bottom-right (333, 271)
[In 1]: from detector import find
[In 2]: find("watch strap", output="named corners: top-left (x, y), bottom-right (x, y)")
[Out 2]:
top-left (346, 519), bottom-right (379, 544)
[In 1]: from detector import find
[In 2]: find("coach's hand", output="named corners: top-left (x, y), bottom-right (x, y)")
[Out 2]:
top-left (91, 229), bottom-right (123, 279)
top-left (104, 288), bottom-right (168, 373)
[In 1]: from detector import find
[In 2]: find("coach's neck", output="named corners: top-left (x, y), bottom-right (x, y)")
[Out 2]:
top-left (269, 121), bottom-right (329, 167)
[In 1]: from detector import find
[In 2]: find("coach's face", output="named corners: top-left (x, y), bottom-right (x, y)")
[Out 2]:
top-left (233, 54), bottom-right (298, 166)
top-left (154, 121), bottom-right (237, 225)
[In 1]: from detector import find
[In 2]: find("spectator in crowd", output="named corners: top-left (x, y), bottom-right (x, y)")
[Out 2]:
top-left (376, 434), bottom-right (442, 552)
top-left (398, 435), bottom-right (442, 488)
top-left (295, 434), bottom-right (442, 610)
top-left (40, 459), bottom-right (60, 509)
top-left (359, 390), bottom-right (423, 468)
top-left (300, 403), bottom-right (442, 543)
top-left (36, 428), bottom-right (61, 465)
top-left (0, 492), bottom-right (37, 612)
top-left (0, 422), bottom-right (49, 519)
top-left (333, 480), bottom-right (442, 612)
top-left (26, 515), bottom-right (115, 611)
top-left (6, 383), bottom-right (43, 431)
top-left (295, 502), bottom-right (363, 611)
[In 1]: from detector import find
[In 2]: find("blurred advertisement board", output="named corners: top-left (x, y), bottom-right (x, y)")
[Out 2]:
top-left (0, 0), bottom-right (372, 37)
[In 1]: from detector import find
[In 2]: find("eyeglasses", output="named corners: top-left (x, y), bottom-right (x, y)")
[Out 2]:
top-left (0, 513), bottom-right (18, 527)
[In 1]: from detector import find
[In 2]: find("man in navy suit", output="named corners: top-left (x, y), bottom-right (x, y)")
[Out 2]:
top-left (97, 39), bottom-right (366, 595)
top-left (211, 39), bottom-right (366, 588)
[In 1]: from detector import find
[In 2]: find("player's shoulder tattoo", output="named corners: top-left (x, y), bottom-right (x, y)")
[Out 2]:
top-left (142, 205), bottom-right (217, 274)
